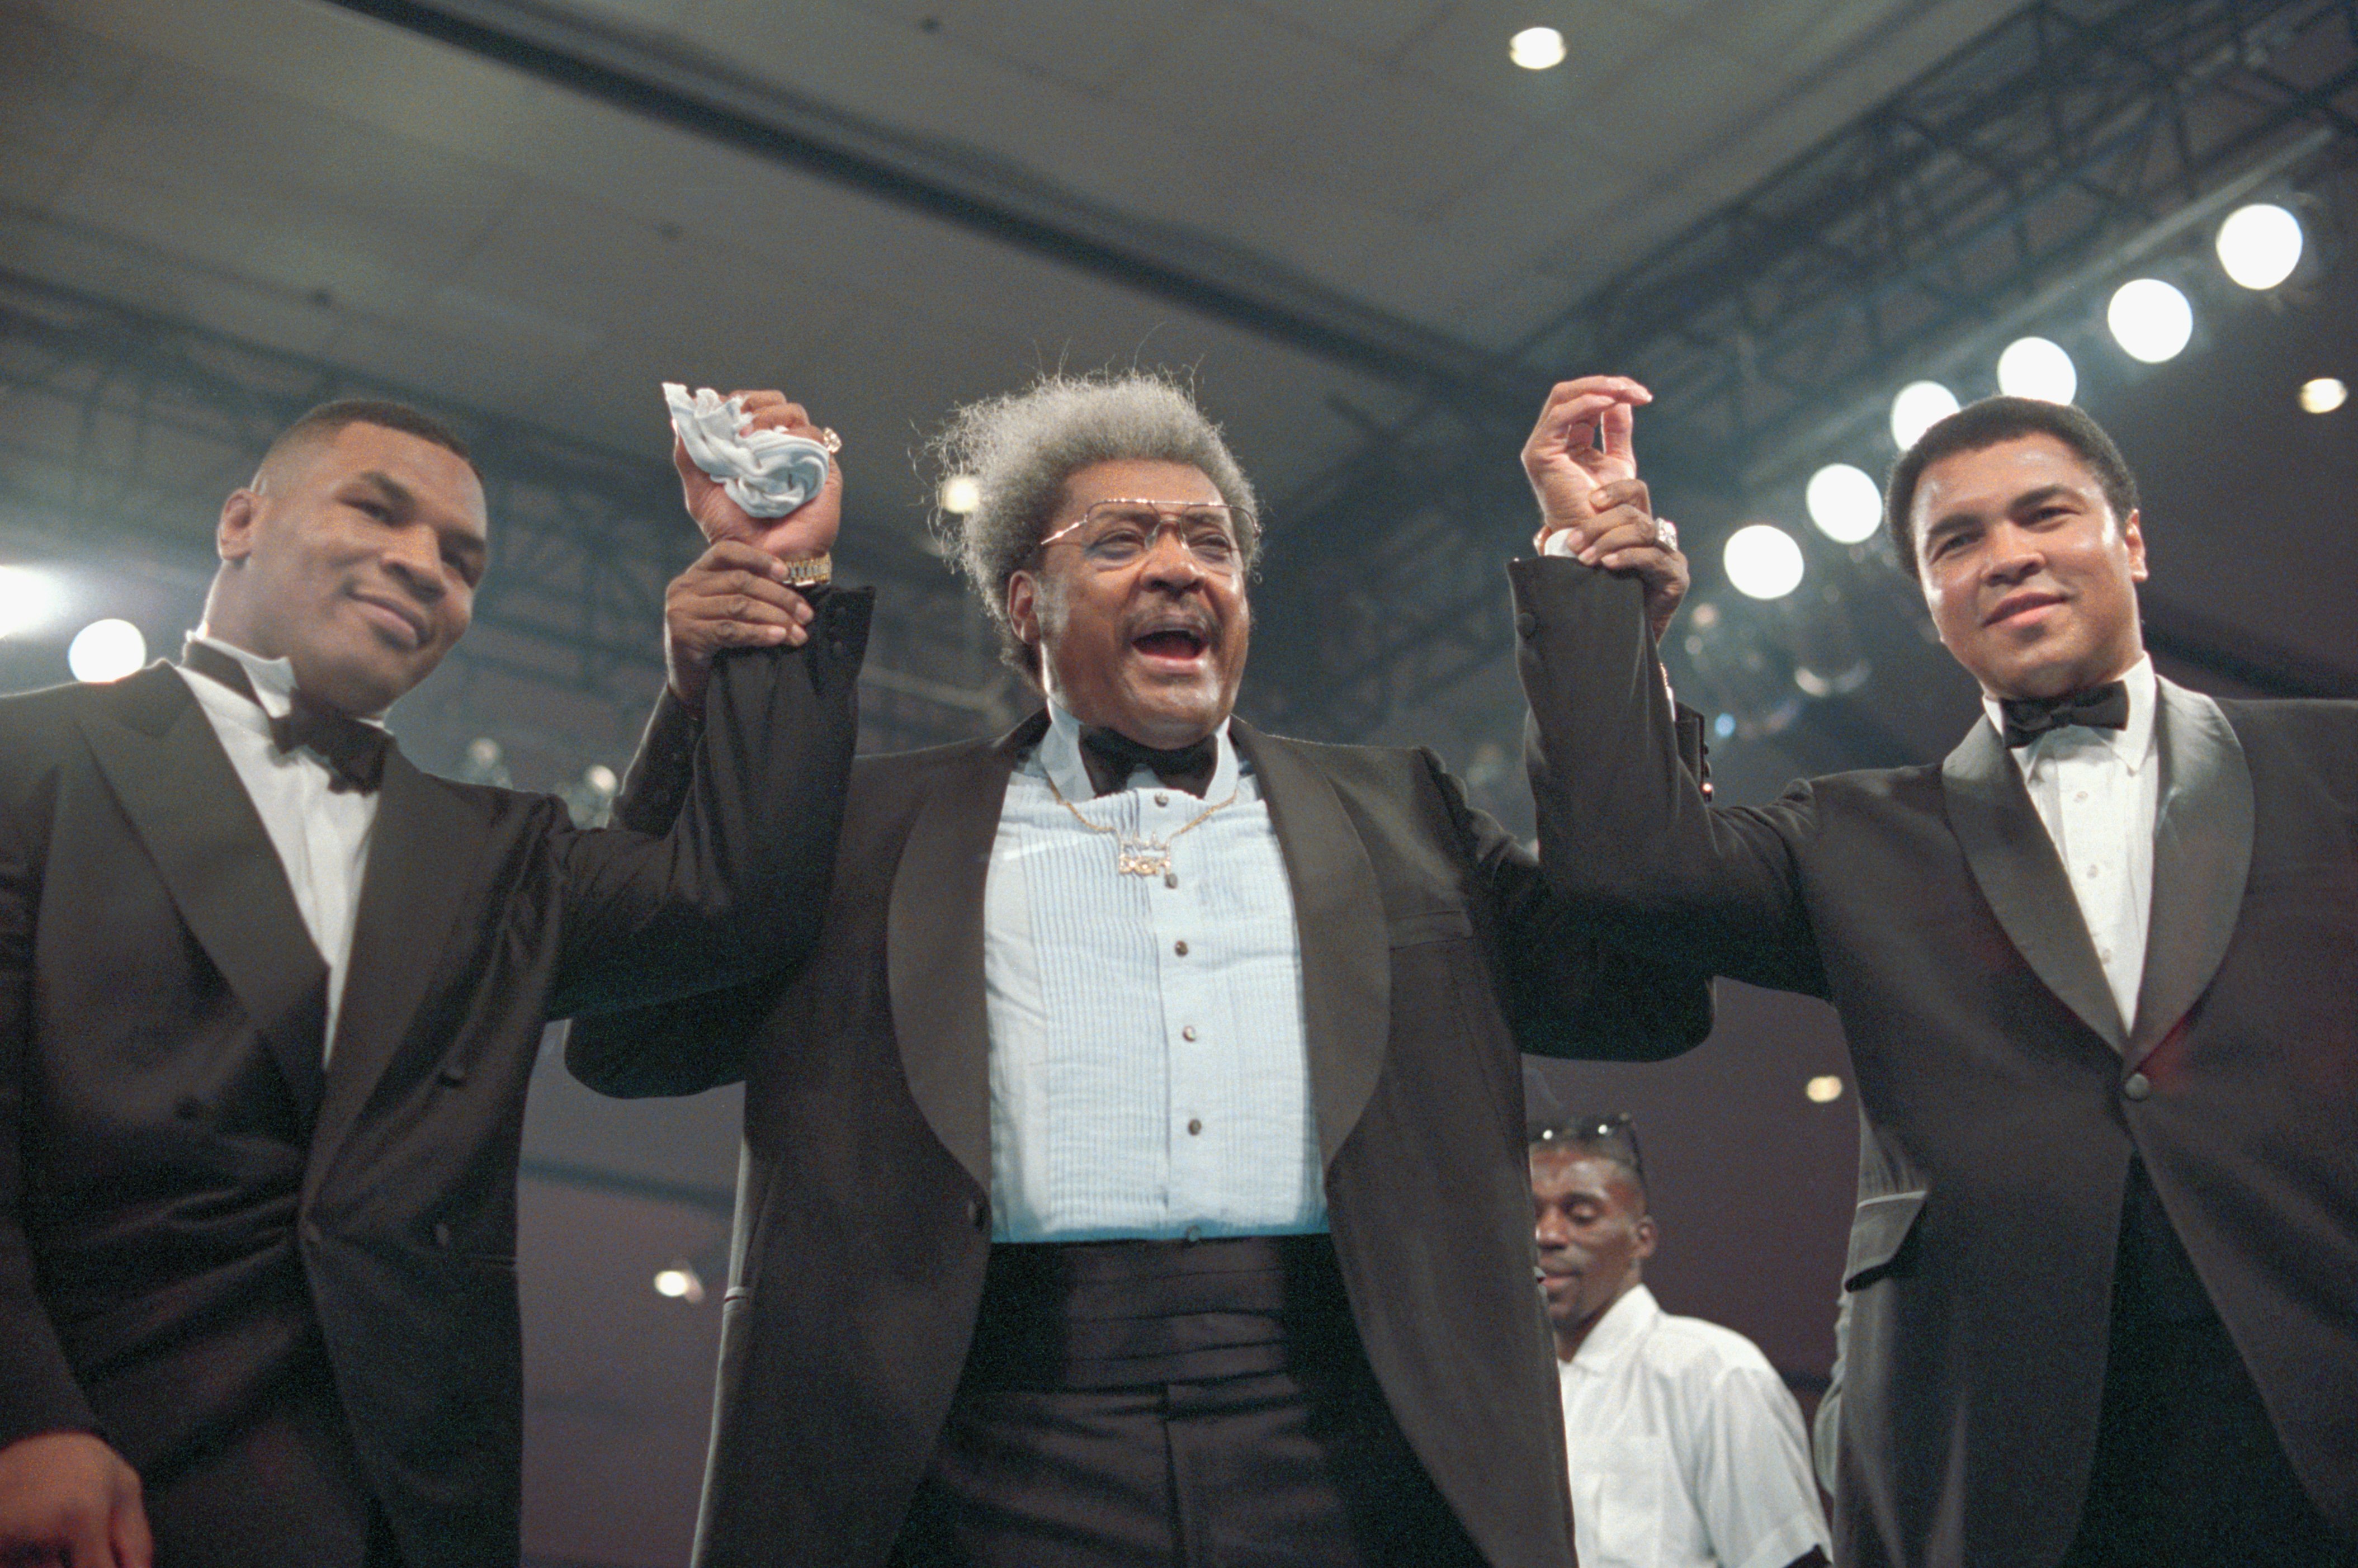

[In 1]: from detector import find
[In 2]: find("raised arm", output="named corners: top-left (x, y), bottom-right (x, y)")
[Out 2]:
top-left (1510, 378), bottom-right (1827, 995)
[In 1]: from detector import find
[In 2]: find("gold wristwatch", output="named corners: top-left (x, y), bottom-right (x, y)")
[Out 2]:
top-left (777, 552), bottom-right (832, 587)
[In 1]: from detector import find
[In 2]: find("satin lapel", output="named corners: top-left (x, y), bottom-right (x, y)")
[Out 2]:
top-left (305, 748), bottom-right (486, 1194)
top-left (79, 666), bottom-right (331, 1111)
top-left (885, 715), bottom-right (1042, 1194)
top-left (2125, 679), bottom-right (2253, 1068)
top-left (1230, 721), bottom-right (1390, 1169)
top-left (1941, 716), bottom-right (2127, 1052)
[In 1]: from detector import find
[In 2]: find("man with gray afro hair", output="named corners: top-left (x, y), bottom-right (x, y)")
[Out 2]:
top-left (569, 368), bottom-right (1712, 1568)
top-left (930, 370), bottom-right (1260, 678)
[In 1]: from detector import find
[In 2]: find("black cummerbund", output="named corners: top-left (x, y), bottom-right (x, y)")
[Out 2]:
top-left (959, 1234), bottom-right (1356, 1392)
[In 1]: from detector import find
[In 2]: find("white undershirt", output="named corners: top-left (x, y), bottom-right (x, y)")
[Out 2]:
top-left (1982, 655), bottom-right (2159, 1032)
top-left (176, 634), bottom-right (380, 1060)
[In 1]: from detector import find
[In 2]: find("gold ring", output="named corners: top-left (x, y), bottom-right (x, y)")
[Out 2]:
top-left (817, 427), bottom-right (843, 455)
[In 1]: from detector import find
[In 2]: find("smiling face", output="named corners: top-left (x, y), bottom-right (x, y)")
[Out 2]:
top-left (1006, 459), bottom-right (1250, 748)
top-left (207, 421), bottom-right (488, 714)
top-left (1913, 433), bottom-right (2147, 702)
top-left (1530, 1147), bottom-right (1655, 1358)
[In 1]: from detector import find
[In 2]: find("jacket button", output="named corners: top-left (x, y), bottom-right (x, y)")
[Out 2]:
top-left (967, 1197), bottom-right (989, 1231)
top-left (1516, 611), bottom-right (1538, 638)
top-left (433, 1222), bottom-right (453, 1249)
top-left (2123, 1073), bottom-right (2152, 1101)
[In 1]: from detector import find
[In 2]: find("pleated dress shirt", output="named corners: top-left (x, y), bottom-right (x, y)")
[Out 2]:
top-left (982, 701), bottom-right (1325, 1243)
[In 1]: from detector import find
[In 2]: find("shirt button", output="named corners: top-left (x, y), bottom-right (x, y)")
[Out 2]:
top-left (1174, 939), bottom-right (1189, 957)
top-left (1184, 1225), bottom-right (1203, 1243)
top-left (1164, 871), bottom-right (1179, 889)
top-left (1155, 791), bottom-right (1169, 806)
top-left (2099, 947), bottom-right (2113, 963)
top-left (1188, 1118), bottom-right (1203, 1136)
top-left (2076, 791), bottom-right (2090, 802)
top-left (1182, 1025), bottom-right (1198, 1041)
top-left (2123, 1073), bottom-right (2152, 1101)
top-left (2086, 865), bottom-right (2102, 879)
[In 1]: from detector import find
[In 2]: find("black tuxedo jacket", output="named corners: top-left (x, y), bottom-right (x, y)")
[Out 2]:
top-left (566, 691), bottom-right (1714, 1568)
top-left (1513, 559), bottom-right (2358, 1568)
top-left (0, 601), bottom-right (867, 1568)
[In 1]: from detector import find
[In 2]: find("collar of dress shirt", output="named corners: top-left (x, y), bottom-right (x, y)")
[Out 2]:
top-left (188, 631), bottom-right (391, 730)
top-left (1568, 1282), bottom-right (1660, 1374)
top-left (1982, 653), bottom-right (2156, 772)
top-left (1037, 699), bottom-right (1239, 801)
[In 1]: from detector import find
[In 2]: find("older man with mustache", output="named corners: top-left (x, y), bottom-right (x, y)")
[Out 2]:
top-left (567, 370), bottom-right (1714, 1568)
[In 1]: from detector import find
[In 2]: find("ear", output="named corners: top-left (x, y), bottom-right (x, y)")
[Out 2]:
top-left (2121, 508), bottom-right (2148, 583)
top-left (217, 489), bottom-right (261, 566)
top-left (1633, 1213), bottom-right (1660, 1263)
top-left (1007, 569), bottom-right (1041, 649)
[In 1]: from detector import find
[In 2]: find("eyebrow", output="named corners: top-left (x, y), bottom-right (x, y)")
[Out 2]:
top-left (349, 471), bottom-right (489, 573)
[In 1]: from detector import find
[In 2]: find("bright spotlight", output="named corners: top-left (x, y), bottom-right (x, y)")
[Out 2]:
top-left (1509, 26), bottom-right (1566, 69)
top-left (67, 620), bottom-right (146, 682)
top-left (584, 764), bottom-right (618, 795)
top-left (0, 566), bottom-right (64, 639)
top-left (2215, 202), bottom-right (2303, 290)
top-left (653, 1264), bottom-right (706, 1303)
top-left (1805, 463), bottom-right (1883, 544)
top-left (1889, 381), bottom-right (1959, 450)
top-left (1723, 524), bottom-right (1804, 600)
top-left (1996, 336), bottom-right (2077, 404)
top-left (2108, 278), bottom-right (2194, 363)
top-left (937, 473), bottom-right (982, 514)
top-left (2299, 376), bottom-right (2346, 414)
top-left (1806, 1074), bottom-right (1845, 1104)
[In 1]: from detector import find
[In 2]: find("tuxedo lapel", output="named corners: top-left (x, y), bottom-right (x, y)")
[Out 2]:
top-left (305, 748), bottom-right (486, 1193)
top-left (1941, 716), bottom-right (2127, 1051)
top-left (885, 717), bottom-right (1039, 1195)
top-left (2125, 679), bottom-right (2253, 1068)
top-left (79, 665), bottom-right (331, 1118)
top-left (1230, 721), bottom-right (1391, 1169)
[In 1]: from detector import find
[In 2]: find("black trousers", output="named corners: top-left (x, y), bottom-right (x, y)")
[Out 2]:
top-left (2057, 1163), bottom-right (2352, 1568)
top-left (892, 1235), bottom-right (1485, 1568)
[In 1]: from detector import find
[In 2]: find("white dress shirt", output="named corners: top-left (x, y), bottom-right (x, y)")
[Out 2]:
top-left (981, 702), bottom-right (1324, 1243)
top-left (1982, 655), bottom-right (2159, 1031)
top-left (177, 635), bottom-right (380, 1059)
top-left (1558, 1285), bottom-right (1830, 1568)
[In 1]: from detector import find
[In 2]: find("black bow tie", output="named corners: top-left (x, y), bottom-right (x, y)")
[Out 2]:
top-left (1079, 726), bottom-right (1216, 798)
top-left (1998, 681), bottom-right (2129, 750)
top-left (182, 642), bottom-right (393, 794)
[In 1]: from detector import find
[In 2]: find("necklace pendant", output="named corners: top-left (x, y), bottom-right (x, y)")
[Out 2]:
top-left (1116, 839), bottom-right (1171, 877)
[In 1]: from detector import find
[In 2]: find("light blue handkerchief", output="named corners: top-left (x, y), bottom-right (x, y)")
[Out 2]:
top-left (663, 382), bottom-right (831, 518)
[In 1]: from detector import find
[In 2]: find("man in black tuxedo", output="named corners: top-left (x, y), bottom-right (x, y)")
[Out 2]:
top-left (0, 396), bottom-right (868, 1567)
top-left (1516, 377), bottom-right (2355, 1568)
top-left (566, 370), bottom-right (1714, 1567)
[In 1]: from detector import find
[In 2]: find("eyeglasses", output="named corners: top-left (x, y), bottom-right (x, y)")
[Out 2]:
top-left (1037, 499), bottom-right (1250, 574)
top-left (1529, 1112), bottom-right (1643, 1180)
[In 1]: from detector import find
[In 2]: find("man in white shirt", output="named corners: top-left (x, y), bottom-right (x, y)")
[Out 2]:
top-left (0, 396), bottom-right (864, 1568)
top-left (1532, 1114), bottom-right (1829, 1568)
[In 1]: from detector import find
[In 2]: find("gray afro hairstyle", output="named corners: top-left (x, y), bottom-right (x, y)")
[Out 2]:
top-left (927, 370), bottom-right (1260, 677)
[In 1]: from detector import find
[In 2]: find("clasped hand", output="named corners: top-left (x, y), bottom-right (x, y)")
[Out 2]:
top-left (1521, 375), bottom-right (1689, 642)
top-left (664, 391), bottom-right (842, 709)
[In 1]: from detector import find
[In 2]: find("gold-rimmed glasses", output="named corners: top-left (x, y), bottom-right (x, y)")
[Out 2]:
top-left (1036, 499), bottom-right (1249, 573)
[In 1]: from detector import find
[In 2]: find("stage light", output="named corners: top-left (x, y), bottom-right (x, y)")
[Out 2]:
top-left (1509, 26), bottom-right (1566, 69)
top-left (584, 764), bottom-right (618, 795)
top-left (1806, 1075), bottom-right (1845, 1104)
top-left (2299, 376), bottom-right (2346, 414)
top-left (1713, 713), bottom-right (1735, 739)
top-left (2216, 202), bottom-right (2303, 290)
top-left (1805, 463), bottom-right (1883, 544)
top-left (1996, 336), bottom-right (2077, 403)
top-left (2107, 278), bottom-right (2193, 363)
top-left (1888, 381), bottom-right (1959, 450)
top-left (937, 473), bottom-right (982, 514)
top-left (653, 1264), bottom-right (706, 1302)
top-left (1723, 524), bottom-right (1804, 600)
top-left (67, 620), bottom-right (145, 682)
top-left (0, 566), bottom-right (64, 639)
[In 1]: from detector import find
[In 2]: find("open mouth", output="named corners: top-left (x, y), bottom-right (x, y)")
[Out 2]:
top-left (1132, 628), bottom-right (1208, 660)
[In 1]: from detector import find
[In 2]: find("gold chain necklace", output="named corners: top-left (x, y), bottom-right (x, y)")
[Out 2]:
top-left (1039, 765), bottom-right (1239, 880)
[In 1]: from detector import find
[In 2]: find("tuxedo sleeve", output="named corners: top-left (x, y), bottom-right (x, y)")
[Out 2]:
top-left (0, 794), bottom-right (101, 1449)
top-left (544, 588), bottom-right (870, 1021)
top-left (1511, 556), bottom-right (1828, 996)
